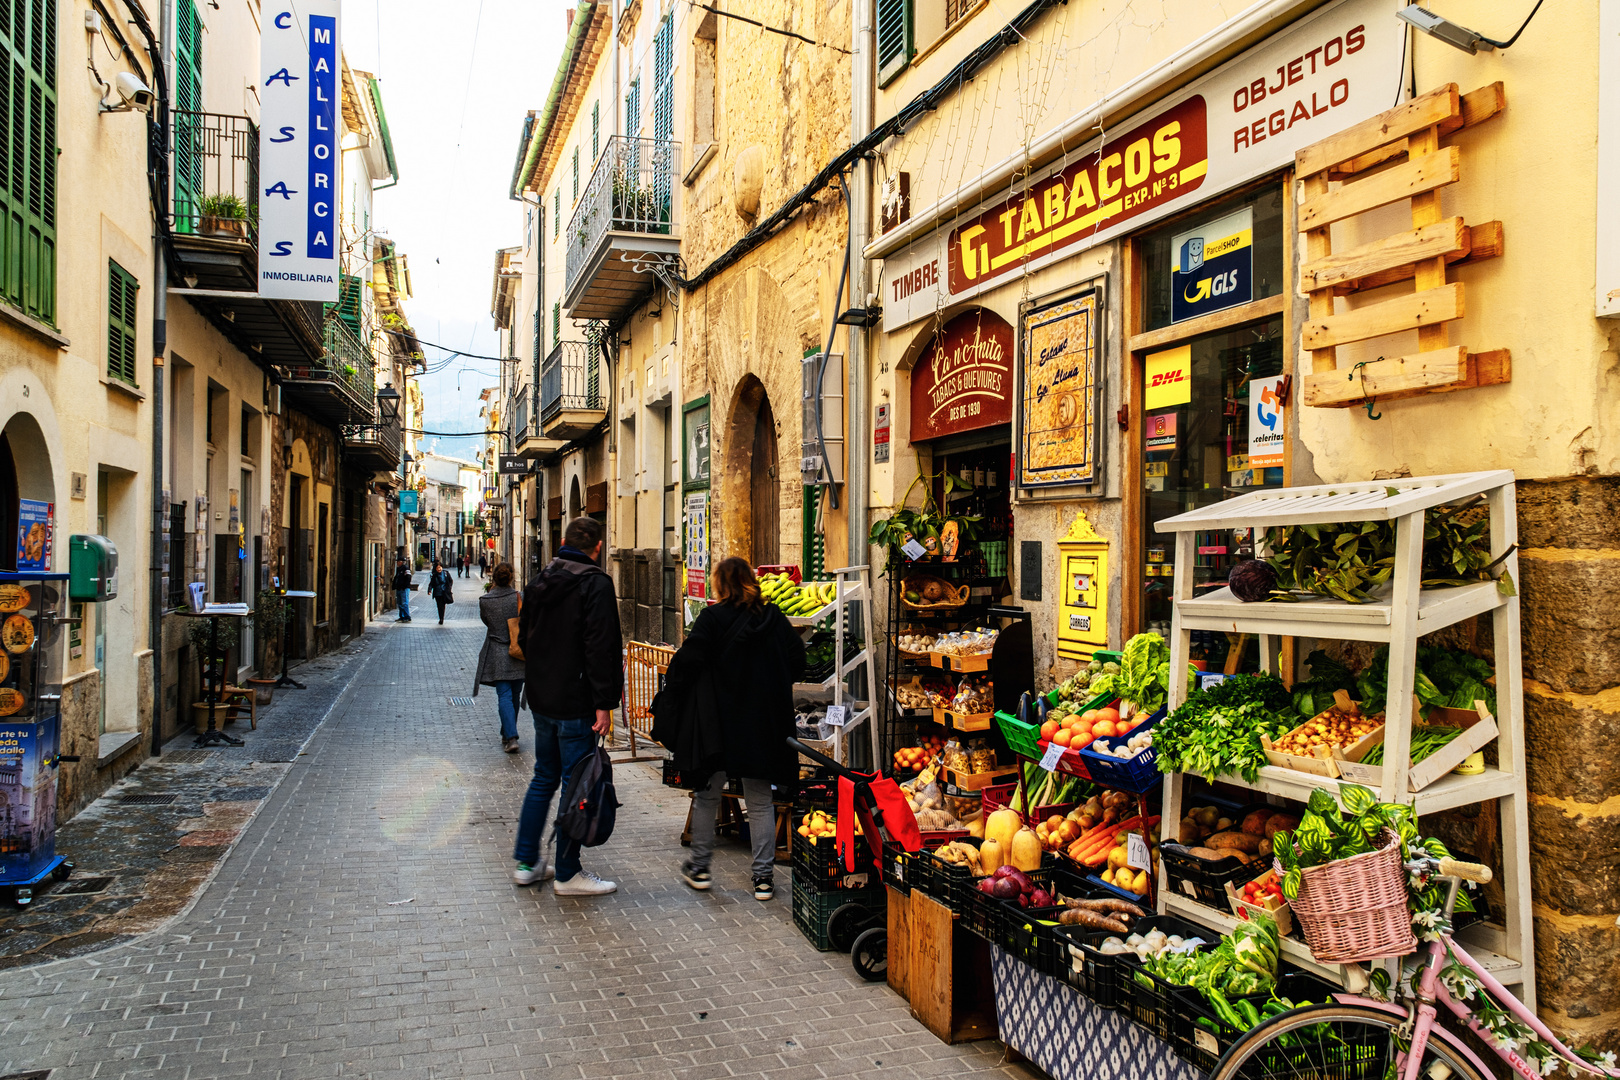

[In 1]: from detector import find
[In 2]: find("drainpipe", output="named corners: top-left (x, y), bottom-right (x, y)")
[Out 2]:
top-left (148, 0), bottom-right (173, 758)
top-left (847, 0), bottom-right (874, 568)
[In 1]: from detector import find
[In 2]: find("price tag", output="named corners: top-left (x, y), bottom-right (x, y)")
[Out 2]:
top-left (1038, 742), bottom-right (1066, 772)
top-left (901, 538), bottom-right (927, 561)
top-left (1127, 832), bottom-right (1151, 871)
top-left (824, 704), bottom-right (848, 728)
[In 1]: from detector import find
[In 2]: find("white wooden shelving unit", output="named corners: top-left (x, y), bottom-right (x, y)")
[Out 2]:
top-left (1152, 471), bottom-right (1533, 1005)
top-left (790, 564), bottom-right (879, 767)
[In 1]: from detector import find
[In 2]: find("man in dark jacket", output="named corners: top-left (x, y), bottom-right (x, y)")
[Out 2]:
top-left (510, 516), bottom-right (622, 896)
top-left (390, 558), bottom-right (413, 622)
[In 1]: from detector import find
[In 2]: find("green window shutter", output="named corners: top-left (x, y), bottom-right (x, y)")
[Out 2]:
top-left (625, 78), bottom-right (640, 138)
top-left (591, 102), bottom-right (599, 160)
top-left (334, 272), bottom-right (363, 336)
top-left (552, 301), bottom-right (560, 343)
top-left (553, 188), bottom-right (560, 238)
top-left (174, 0), bottom-right (203, 231)
top-left (531, 307), bottom-right (540, 363)
top-left (572, 145), bottom-right (579, 201)
top-left (652, 15), bottom-right (673, 143)
top-left (877, 0), bottom-right (913, 86)
top-left (0, 0), bottom-right (57, 322)
top-left (107, 259), bottom-right (138, 384)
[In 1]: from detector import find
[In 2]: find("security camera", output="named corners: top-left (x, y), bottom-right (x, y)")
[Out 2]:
top-left (113, 72), bottom-right (153, 112)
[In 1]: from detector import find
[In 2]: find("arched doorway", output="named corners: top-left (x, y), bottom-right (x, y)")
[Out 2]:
top-left (723, 374), bottom-right (780, 565)
top-left (0, 413), bottom-right (55, 573)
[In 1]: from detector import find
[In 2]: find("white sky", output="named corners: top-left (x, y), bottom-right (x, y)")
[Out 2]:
top-left (341, 0), bottom-right (578, 460)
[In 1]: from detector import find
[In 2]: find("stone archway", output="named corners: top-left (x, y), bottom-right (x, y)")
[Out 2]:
top-left (722, 373), bottom-right (781, 564)
top-left (0, 412), bottom-right (55, 573)
top-left (568, 475), bottom-right (583, 519)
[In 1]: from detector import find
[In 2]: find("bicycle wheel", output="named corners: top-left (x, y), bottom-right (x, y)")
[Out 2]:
top-left (1210, 1003), bottom-right (1492, 1080)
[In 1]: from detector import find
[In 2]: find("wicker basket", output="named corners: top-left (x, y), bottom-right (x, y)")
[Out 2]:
top-left (900, 574), bottom-right (969, 611)
top-left (1285, 832), bottom-right (1416, 962)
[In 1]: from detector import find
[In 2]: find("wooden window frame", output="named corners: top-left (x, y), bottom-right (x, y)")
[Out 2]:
top-left (1119, 171), bottom-right (1297, 642)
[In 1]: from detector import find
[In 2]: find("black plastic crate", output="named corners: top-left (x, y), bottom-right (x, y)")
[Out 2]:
top-left (792, 828), bottom-right (874, 891)
top-left (1175, 970), bottom-right (1344, 1073)
top-left (1050, 912), bottom-right (1206, 1011)
top-left (918, 837), bottom-right (980, 903)
top-left (966, 866), bottom-right (1060, 944)
top-left (1115, 916), bottom-right (1221, 1041)
top-left (999, 868), bottom-right (1106, 975)
top-left (791, 877), bottom-right (884, 951)
top-left (1160, 842), bottom-right (1268, 909)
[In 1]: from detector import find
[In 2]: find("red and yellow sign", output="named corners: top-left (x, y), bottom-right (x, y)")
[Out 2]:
top-left (909, 310), bottom-right (1015, 442)
top-left (949, 97), bottom-right (1209, 293)
top-left (1145, 345), bottom-right (1193, 410)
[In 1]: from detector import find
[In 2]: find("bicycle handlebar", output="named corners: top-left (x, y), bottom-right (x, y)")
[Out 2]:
top-left (1437, 857), bottom-right (1492, 884)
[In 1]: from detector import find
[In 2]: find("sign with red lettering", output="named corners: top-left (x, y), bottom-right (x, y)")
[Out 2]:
top-left (909, 311), bottom-right (1015, 442)
top-left (881, 0), bottom-right (1401, 332)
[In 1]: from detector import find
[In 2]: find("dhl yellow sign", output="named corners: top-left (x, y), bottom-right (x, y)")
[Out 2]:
top-left (1145, 345), bottom-right (1193, 411)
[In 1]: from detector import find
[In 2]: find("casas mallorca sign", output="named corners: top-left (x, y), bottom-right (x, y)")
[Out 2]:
top-left (910, 311), bottom-right (1015, 442)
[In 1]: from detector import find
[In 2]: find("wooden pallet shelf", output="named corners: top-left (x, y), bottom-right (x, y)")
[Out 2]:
top-left (1296, 82), bottom-right (1509, 410)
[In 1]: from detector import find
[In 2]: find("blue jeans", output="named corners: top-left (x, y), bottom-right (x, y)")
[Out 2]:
top-left (397, 589), bottom-right (410, 619)
top-left (513, 712), bottom-right (596, 880)
top-left (493, 680), bottom-right (523, 740)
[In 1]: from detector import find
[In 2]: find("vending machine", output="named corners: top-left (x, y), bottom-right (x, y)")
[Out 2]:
top-left (0, 571), bottom-right (74, 905)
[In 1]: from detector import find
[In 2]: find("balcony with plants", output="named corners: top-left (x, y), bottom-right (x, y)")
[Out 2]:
top-left (280, 300), bottom-right (378, 426)
top-left (562, 135), bottom-right (682, 323)
top-left (171, 112), bottom-right (259, 291)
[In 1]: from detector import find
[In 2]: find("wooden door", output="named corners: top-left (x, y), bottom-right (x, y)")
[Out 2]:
top-left (749, 393), bottom-right (779, 564)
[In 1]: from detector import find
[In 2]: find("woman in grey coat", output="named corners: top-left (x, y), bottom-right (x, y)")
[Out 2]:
top-left (475, 562), bottom-right (526, 753)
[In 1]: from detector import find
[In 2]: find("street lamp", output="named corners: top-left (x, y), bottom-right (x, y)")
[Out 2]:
top-left (377, 384), bottom-right (401, 423)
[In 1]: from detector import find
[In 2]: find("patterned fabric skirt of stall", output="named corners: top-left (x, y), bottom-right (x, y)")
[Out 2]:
top-left (990, 946), bottom-right (1199, 1080)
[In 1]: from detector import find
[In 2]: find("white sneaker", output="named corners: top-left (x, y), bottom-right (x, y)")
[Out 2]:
top-left (512, 861), bottom-right (554, 886)
top-left (553, 870), bottom-right (617, 896)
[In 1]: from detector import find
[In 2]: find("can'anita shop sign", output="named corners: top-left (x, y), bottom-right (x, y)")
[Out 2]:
top-left (910, 311), bottom-right (1015, 441)
top-left (882, 0), bottom-right (1403, 331)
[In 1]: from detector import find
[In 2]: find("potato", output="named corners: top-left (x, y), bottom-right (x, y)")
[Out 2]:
top-left (1241, 810), bottom-right (1272, 837)
top-left (1193, 807), bottom-right (1219, 829)
top-left (1207, 831), bottom-right (1263, 854)
top-left (1186, 846), bottom-right (1225, 861)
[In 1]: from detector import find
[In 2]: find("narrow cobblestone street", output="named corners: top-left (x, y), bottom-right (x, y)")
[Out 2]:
top-left (0, 595), bottom-right (1028, 1080)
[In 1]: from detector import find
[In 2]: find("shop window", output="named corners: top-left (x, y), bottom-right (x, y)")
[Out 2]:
top-left (1138, 316), bottom-right (1285, 637)
top-left (1138, 186), bottom-right (1285, 334)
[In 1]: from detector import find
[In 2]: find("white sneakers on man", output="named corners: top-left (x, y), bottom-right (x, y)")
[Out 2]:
top-left (553, 870), bottom-right (617, 896)
top-left (511, 861), bottom-right (554, 885)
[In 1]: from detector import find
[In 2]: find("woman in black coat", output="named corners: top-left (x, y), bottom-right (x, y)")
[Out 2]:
top-left (427, 560), bottom-right (454, 624)
top-left (657, 556), bottom-right (805, 901)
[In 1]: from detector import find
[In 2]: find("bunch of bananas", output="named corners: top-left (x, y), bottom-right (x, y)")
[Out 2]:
top-left (759, 573), bottom-right (837, 616)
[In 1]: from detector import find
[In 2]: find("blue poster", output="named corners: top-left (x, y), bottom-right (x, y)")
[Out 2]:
top-left (1171, 207), bottom-right (1253, 324)
top-left (399, 490), bottom-right (419, 515)
top-left (0, 715), bottom-right (60, 883)
top-left (15, 500), bottom-right (51, 571)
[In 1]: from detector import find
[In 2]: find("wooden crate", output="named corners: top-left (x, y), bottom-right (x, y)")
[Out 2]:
top-left (1335, 702), bottom-right (1498, 791)
top-left (908, 891), bottom-right (999, 1044)
top-left (887, 884), bottom-right (912, 1000)
top-left (943, 764), bottom-right (1019, 792)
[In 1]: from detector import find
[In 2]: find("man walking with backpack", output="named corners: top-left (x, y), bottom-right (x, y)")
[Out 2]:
top-left (510, 517), bottom-right (621, 896)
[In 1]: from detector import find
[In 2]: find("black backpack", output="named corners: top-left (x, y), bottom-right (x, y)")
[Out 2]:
top-left (555, 744), bottom-right (620, 847)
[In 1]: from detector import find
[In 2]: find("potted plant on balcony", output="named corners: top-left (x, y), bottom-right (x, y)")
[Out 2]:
top-left (199, 192), bottom-right (249, 238)
top-left (610, 170), bottom-right (667, 231)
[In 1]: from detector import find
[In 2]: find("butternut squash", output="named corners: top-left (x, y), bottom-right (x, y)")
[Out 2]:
top-left (1009, 826), bottom-right (1043, 872)
top-left (978, 837), bottom-right (1004, 876)
top-left (985, 808), bottom-right (1022, 851)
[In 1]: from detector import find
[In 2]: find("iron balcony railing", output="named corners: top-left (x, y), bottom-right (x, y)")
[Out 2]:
top-left (322, 314), bottom-right (377, 413)
top-left (540, 340), bottom-right (603, 422)
top-left (512, 385), bottom-right (530, 444)
top-left (344, 414), bottom-right (403, 463)
top-left (564, 135), bottom-right (680, 294)
top-left (173, 111), bottom-right (259, 246)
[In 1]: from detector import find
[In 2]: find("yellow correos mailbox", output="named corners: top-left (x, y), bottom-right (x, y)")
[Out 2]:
top-left (1057, 510), bottom-right (1109, 661)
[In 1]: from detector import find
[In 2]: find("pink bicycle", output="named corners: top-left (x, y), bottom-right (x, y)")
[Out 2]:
top-left (1210, 854), bottom-right (1620, 1080)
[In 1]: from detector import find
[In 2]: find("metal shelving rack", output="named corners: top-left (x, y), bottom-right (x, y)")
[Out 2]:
top-left (1153, 470), bottom-right (1533, 1005)
top-left (791, 564), bottom-right (879, 768)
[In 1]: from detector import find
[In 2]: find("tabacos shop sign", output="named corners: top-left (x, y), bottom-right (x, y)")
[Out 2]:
top-left (881, 0), bottom-right (1402, 332)
top-left (259, 1), bottom-right (342, 302)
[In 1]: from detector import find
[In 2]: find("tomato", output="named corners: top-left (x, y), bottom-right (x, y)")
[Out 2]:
top-left (1073, 719), bottom-right (1094, 735)
top-left (1080, 710), bottom-right (1100, 723)
top-left (1053, 729), bottom-right (1073, 747)
top-left (1092, 720), bottom-right (1117, 739)
top-left (1096, 707), bottom-right (1121, 726)
top-left (1040, 720), bottom-right (1059, 740)
top-left (1071, 733), bottom-right (1095, 751)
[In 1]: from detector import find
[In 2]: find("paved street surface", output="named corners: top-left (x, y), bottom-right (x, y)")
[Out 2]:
top-left (0, 587), bottom-right (1029, 1080)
